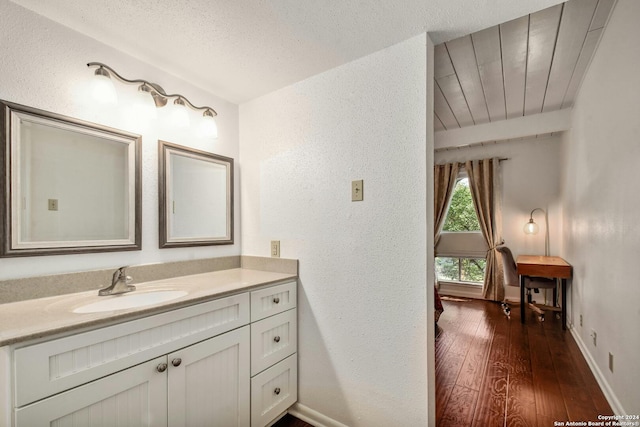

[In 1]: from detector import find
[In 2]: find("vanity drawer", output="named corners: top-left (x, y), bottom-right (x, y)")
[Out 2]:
top-left (251, 354), bottom-right (297, 427)
top-left (251, 309), bottom-right (297, 376)
top-left (13, 293), bottom-right (249, 407)
top-left (250, 281), bottom-right (296, 321)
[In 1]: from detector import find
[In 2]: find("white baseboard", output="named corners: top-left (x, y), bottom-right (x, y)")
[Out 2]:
top-left (288, 403), bottom-right (348, 427)
top-left (569, 327), bottom-right (626, 415)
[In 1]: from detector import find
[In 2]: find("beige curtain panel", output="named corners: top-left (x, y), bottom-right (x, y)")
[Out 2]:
top-left (465, 158), bottom-right (504, 302)
top-left (433, 162), bottom-right (460, 246)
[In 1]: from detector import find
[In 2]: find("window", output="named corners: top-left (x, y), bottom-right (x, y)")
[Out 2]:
top-left (436, 257), bottom-right (486, 283)
top-left (442, 178), bottom-right (479, 232)
top-left (436, 176), bottom-right (487, 285)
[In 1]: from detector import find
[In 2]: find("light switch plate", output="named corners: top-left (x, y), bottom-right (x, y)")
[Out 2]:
top-left (352, 180), bottom-right (363, 201)
top-left (48, 199), bottom-right (58, 211)
top-left (609, 352), bottom-right (614, 372)
top-left (270, 240), bottom-right (280, 258)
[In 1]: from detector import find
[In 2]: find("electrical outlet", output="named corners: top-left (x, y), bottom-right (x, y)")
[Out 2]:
top-left (609, 353), bottom-right (614, 373)
top-left (591, 329), bottom-right (597, 346)
top-left (48, 199), bottom-right (58, 211)
top-left (351, 180), bottom-right (363, 201)
top-left (580, 314), bottom-right (583, 327)
top-left (270, 240), bottom-right (280, 258)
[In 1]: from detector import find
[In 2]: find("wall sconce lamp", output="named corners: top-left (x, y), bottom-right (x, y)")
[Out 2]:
top-left (523, 208), bottom-right (550, 256)
top-left (87, 62), bottom-right (218, 137)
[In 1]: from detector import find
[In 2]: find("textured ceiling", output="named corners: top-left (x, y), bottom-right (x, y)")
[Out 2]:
top-left (11, 0), bottom-right (566, 103)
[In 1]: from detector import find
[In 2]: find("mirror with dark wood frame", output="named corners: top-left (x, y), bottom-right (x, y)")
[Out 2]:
top-left (0, 100), bottom-right (142, 257)
top-left (158, 140), bottom-right (233, 248)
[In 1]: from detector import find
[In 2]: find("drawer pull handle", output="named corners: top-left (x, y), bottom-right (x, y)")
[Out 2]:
top-left (156, 363), bottom-right (168, 373)
top-left (274, 387), bottom-right (281, 395)
top-left (273, 297), bottom-right (280, 304)
top-left (274, 336), bottom-right (281, 343)
top-left (171, 358), bottom-right (182, 367)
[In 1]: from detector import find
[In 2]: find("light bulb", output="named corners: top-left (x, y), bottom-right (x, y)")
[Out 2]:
top-left (201, 110), bottom-right (218, 138)
top-left (523, 220), bottom-right (539, 235)
top-left (90, 67), bottom-right (117, 105)
top-left (170, 98), bottom-right (190, 128)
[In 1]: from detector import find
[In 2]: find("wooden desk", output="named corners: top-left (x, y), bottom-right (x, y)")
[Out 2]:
top-left (516, 255), bottom-right (572, 329)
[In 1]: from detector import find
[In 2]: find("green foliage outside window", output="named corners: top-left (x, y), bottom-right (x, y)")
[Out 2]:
top-left (442, 178), bottom-right (480, 232)
top-left (438, 177), bottom-right (485, 283)
top-left (436, 257), bottom-right (486, 283)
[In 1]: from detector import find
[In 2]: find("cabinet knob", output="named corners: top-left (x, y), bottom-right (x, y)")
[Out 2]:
top-left (274, 387), bottom-right (281, 395)
top-left (273, 336), bottom-right (281, 343)
top-left (171, 358), bottom-right (182, 367)
top-left (273, 297), bottom-right (280, 304)
top-left (156, 363), bottom-right (168, 373)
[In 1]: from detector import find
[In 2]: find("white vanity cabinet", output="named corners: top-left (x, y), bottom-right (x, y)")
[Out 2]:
top-left (12, 293), bottom-right (251, 427)
top-left (15, 327), bottom-right (250, 427)
top-left (3, 279), bottom-right (298, 427)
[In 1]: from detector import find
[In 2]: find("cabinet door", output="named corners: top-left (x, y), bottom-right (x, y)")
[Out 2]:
top-left (15, 356), bottom-right (168, 427)
top-left (168, 326), bottom-right (250, 427)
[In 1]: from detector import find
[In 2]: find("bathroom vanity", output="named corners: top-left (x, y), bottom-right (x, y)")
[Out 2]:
top-left (0, 268), bottom-right (297, 427)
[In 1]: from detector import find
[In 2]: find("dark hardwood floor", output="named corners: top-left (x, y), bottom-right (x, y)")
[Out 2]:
top-left (273, 297), bottom-right (611, 427)
top-left (272, 413), bottom-right (313, 427)
top-left (436, 296), bottom-right (613, 426)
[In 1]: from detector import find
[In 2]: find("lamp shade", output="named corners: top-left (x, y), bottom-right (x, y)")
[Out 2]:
top-left (201, 111), bottom-right (218, 138)
top-left (132, 84), bottom-right (157, 122)
top-left (170, 98), bottom-right (190, 128)
top-left (90, 68), bottom-right (117, 105)
top-left (523, 219), bottom-right (539, 235)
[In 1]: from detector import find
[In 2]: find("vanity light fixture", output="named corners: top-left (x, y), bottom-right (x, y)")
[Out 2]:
top-left (523, 207), bottom-right (549, 256)
top-left (87, 62), bottom-right (218, 137)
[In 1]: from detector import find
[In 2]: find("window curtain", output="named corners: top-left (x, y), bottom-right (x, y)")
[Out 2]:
top-left (433, 162), bottom-right (460, 246)
top-left (465, 158), bottom-right (504, 301)
top-left (434, 163), bottom-right (458, 324)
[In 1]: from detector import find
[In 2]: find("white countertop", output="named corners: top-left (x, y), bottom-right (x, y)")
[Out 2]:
top-left (0, 268), bottom-right (296, 347)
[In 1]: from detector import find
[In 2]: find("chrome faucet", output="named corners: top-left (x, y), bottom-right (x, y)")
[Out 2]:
top-left (99, 266), bottom-right (135, 296)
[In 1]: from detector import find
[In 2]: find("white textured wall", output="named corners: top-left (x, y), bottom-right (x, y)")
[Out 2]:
top-left (240, 35), bottom-right (429, 426)
top-left (0, 0), bottom-right (240, 280)
top-left (435, 136), bottom-right (564, 301)
top-left (560, 0), bottom-right (640, 415)
top-left (425, 36), bottom-right (436, 427)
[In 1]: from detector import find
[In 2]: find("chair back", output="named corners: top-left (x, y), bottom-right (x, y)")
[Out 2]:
top-left (497, 246), bottom-right (519, 287)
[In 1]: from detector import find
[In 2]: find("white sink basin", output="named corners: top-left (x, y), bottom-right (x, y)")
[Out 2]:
top-left (73, 290), bottom-right (188, 314)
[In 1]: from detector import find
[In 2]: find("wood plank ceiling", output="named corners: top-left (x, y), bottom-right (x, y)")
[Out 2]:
top-left (434, 0), bottom-right (616, 132)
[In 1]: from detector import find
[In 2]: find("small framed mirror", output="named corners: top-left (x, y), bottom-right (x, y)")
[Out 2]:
top-left (1, 100), bottom-right (141, 257)
top-left (158, 140), bottom-right (233, 248)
